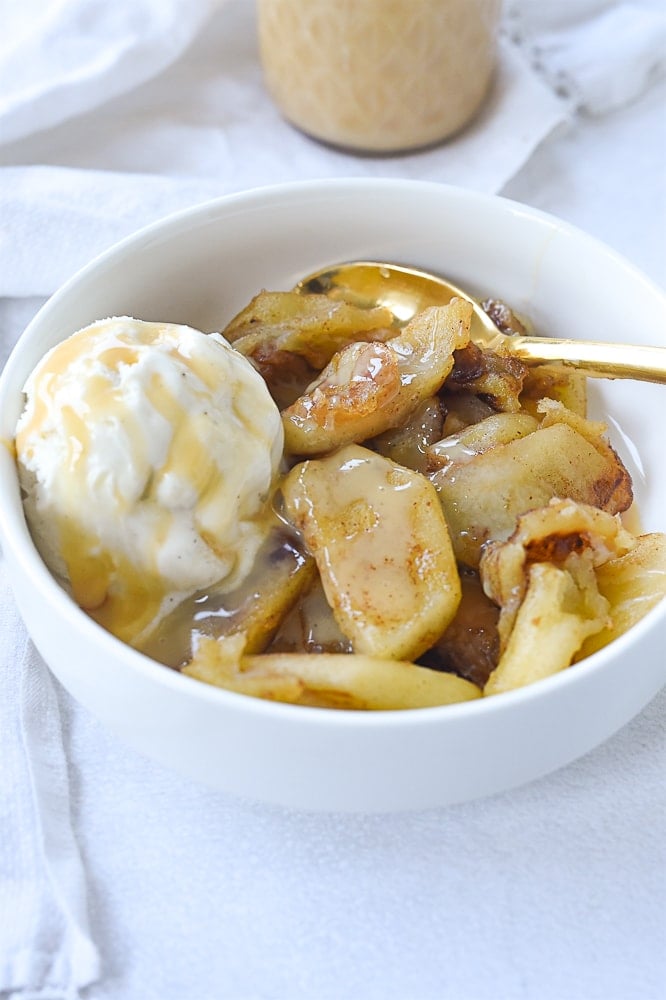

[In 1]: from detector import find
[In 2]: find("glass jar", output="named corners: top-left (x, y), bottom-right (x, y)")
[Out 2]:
top-left (257, 0), bottom-right (502, 154)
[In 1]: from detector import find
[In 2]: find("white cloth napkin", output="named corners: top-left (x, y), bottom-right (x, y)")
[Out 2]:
top-left (0, 571), bottom-right (99, 998)
top-left (0, 0), bottom-right (225, 146)
top-left (505, 0), bottom-right (666, 113)
top-left (0, 2), bottom-right (665, 997)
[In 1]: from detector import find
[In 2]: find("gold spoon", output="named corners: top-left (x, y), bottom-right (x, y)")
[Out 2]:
top-left (295, 260), bottom-right (666, 384)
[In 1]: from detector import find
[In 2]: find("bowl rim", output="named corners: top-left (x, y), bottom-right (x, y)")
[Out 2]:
top-left (1, 176), bottom-right (665, 729)
top-left (6, 175), bottom-right (666, 347)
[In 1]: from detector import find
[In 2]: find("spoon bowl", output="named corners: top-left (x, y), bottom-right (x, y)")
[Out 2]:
top-left (296, 260), bottom-right (666, 384)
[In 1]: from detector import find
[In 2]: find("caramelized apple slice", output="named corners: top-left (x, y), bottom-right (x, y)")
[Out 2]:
top-left (139, 528), bottom-right (315, 666)
top-left (281, 444), bottom-right (461, 661)
top-left (282, 299), bottom-right (472, 456)
top-left (184, 636), bottom-right (481, 711)
top-left (480, 499), bottom-right (635, 695)
top-left (430, 400), bottom-right (633, 567)
top-left (576, 532), bottom-right (666, 659)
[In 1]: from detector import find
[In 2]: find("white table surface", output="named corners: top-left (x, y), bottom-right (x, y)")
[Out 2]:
top-left (1, 5), bottom-right (665, 999)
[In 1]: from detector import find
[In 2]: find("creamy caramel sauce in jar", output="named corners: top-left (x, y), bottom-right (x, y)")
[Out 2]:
top-left (258, 0), bottom-right (501, 153)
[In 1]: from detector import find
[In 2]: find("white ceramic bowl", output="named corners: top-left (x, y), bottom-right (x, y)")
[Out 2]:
top-left (1, 179), bottom-right (665, 812)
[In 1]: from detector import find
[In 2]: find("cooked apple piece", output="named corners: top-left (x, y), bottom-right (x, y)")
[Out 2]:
top-left (430, 400), bottom-right (633, 567)
top-left (270, 575), bottom-right (353, 654)
top-left (221, 291), bottom-right (396, 409)
top-left (426, 411), bottom-right (538, 471)
top-left (282, 298), bottom-right (472, 456)
top-left (520, 363), bottom-right (588, 418)
top-left (139, 528), bottom-right (315, 666)
top-left (213, 540), bottom-right (316, 655)
top-left (484, 561), bottom-right (609, 695)
top-left (371, 396), bottom-right (444, 474)
top-left (281, 444), bottom-right (462, 661)
top-left (576, 532), bottom-right (666, 658)
top-left (184, 636), bottom-right (481, 710)
top-left (480, 499), bottom-right (636, 695)
top-left (223, 290), bottom-right (394, 368)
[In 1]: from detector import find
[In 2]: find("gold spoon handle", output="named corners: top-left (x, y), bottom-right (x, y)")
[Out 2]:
top-left (295, 261), bottom-right (666, 385)
top-left (505, 337), bottom-right (666, 385)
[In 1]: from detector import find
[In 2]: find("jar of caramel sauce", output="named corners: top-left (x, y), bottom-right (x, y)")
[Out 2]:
top-left (258, 0), bottom-right (502, 154)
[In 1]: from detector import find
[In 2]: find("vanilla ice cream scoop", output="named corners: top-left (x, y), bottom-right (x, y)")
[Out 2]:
top-left (16, 317), bottom-right (284, 645)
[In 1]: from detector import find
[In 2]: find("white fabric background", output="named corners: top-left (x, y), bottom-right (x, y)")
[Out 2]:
top-left (1, 2), bottom-right (665, 998)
